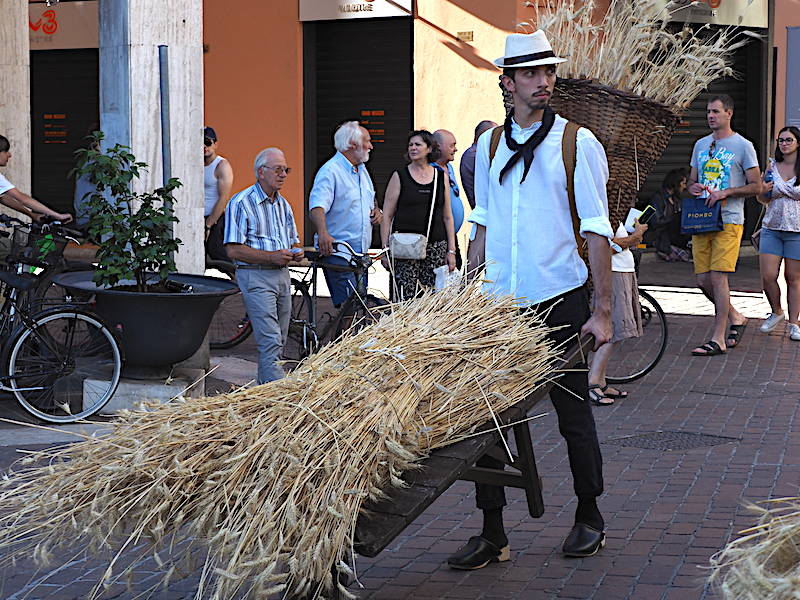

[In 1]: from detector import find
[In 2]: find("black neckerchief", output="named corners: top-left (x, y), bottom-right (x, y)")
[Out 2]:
top-left (499, 106), bottom-right (556, 185)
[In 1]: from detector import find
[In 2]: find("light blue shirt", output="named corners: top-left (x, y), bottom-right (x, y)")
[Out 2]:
top-left (434, 162), bottom-right (465, 233)
top-left (224, 182), bottom-right (300, 265)
top-left (469, 115), bottom-right (613, 305)
top-left (308, 152), bottom-right (376, 259)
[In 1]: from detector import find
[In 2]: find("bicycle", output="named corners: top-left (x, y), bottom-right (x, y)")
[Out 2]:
top-left (603, 287), bottom-right (668, 384)
top-left (283, 241), bottom-right (389, 363)
top-left (0, 214), bottom-right (123, 423)
top-left (204, 258), bottom-right (252, 350)
top-left (206, 242), bottom-right (388, 358)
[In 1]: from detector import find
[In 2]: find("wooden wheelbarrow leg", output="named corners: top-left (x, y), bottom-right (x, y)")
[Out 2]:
top-left (458, 420), bottom-right (545, 518)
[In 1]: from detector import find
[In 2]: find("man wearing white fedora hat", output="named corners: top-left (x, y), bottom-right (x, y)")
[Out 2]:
top-left (450, 30), bottom-right (614, 569)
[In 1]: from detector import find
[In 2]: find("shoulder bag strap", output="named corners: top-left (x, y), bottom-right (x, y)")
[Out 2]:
top-left (561, 121), bottom-right (584, 258)
top-left (425, 166), bottom-right (438, 239)
top-left (488, 126), bottom-right (503, 164)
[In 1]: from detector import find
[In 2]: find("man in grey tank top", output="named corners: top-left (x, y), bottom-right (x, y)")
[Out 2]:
top-left (204, 126), bottom-right (234, 261)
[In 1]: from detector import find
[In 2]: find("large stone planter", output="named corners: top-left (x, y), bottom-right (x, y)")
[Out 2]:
top-left (52, 272), bottom-right (238, 377)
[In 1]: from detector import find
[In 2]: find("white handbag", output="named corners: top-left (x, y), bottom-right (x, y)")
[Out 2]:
top-left (389, 167), bottom-right (438, 260)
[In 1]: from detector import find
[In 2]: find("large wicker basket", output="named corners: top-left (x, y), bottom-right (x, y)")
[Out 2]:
top-left (502, 77), bottom-right (681, 227)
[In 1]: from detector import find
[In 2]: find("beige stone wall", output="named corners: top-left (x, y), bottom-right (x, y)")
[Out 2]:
top-left (0, 0), bottom-right (31, 208)
top-left (100, 0), bottom-right (205, 274)
top-left (774, 0), bottom-right (800, 130)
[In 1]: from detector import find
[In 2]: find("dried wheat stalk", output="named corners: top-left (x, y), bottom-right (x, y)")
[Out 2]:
top-left (0, 281), bottom-right (561, 600)
top-left (710, 498), bottom-right (800, 599)
top-left (523, 0), bottom-right (760, 109)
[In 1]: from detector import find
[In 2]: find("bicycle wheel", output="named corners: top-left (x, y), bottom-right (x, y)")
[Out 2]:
top-left (334, 293), bottom-right (390, 340)
top-left (28, 261), bottom-right (95, 312)
top-left (205, 260), bottom-right (252, 350)
top-left (605, 289), bottom-right (668, 384)
top-left (283, 278), bottom-right (316, 364)
top-left (5, 308), bottom-right (122, 423)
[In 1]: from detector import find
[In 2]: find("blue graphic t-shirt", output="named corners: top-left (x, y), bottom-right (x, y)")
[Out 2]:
top-left (690, 133), bottom-right (759, 225)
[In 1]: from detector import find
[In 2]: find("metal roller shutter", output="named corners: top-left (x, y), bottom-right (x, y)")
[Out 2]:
top-left (303, 17), bottom-right (413, 246)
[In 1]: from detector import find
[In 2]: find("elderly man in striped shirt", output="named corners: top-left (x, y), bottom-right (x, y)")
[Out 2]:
top-left (224, 147), bottom-right (304, 383)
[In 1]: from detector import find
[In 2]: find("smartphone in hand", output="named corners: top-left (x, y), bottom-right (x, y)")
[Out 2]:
top-left (637, 204), bottom-right (656, 225)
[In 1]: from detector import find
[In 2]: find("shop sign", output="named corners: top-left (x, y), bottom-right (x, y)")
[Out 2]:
top-left (661, 0), bottom-right (767, 28)
top-left (29, 1), bottom-right (98, 50)
top-left (300, 0), bottom-right (412, 21)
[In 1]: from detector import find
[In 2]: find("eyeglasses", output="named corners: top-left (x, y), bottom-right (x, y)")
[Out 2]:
top-left (261, 166), bottom-right (292, 175)
top-left (708, 140), bottom-right (717, 157)
top-left (777, 137), bottom-right (796, 144)
top-left (204, 137), bottom-right (214, 147)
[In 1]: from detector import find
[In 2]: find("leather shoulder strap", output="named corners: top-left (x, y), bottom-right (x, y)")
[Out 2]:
top-left (488, 126), bottom-right (503, 164)
top-left (561, 121), bottom-right (583, 257)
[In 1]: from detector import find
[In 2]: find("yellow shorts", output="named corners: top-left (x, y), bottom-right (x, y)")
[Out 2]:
top-left (692, 224), bottom-right (744, 274)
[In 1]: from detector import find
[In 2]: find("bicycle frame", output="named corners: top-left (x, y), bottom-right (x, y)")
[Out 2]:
top-left (289, 241), bottom-right (387, 355)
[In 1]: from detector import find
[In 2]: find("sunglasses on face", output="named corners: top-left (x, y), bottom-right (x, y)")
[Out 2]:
top-left (261, 166), bottom-right (292, 175)
top-left (204, 137), bottom-right (214, 147)
top-left (778, 137), bottom-right (796, 144)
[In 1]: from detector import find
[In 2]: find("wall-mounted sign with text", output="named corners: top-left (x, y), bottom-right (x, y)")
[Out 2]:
top-left (29, 0), bottom-right (98, 50)
top-left (661, 0), bottom-right (767, 29)
top-left (300, 0), bottom-right (412, 22)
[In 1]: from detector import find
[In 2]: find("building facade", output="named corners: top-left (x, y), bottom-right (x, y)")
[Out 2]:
top-left (2, 0), bottom-right (790, 247)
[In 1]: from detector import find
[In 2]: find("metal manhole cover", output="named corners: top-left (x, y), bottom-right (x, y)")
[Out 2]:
top-left (603, 430), bottom-right (739, 451)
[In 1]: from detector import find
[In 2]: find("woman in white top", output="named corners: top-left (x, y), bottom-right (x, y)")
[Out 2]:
top-left (587, 220), bottom-right (647, 405)
top-left (757, 126), bottom-right (800, 340)
top-left (0, 134), bottom-right (73, 224)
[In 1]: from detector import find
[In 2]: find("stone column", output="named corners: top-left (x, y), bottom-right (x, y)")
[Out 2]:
top-left (0, 0), bottom-right (31, 208)
top-left (99, 0), bottom-right (204, 274)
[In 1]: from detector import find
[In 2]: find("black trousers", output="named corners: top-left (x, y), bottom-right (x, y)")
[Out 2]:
top-left (205, 214), bottom-right (228, 262)
top-left (475, 285), bottom-right (604, 510)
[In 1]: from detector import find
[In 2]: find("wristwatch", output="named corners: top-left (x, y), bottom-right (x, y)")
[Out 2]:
top-left (447, 250), bottom-right (457, 255)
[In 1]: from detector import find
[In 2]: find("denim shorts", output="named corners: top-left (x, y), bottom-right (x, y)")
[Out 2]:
top-left (759, 227), bottom-right (800, 261)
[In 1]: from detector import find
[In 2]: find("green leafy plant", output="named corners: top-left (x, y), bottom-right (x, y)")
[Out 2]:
top-left (73, 132), bottom-right (182, 293)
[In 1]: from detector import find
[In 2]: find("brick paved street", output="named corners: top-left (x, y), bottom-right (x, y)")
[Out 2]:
top-left (1, 251), bottom-right (798, 599)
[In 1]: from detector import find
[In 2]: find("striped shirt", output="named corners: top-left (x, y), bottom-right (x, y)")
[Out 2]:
top-left (224, 182), bottom-right (300, 265)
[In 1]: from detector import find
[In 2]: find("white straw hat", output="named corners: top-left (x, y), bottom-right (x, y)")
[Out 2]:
top-left (494, 30), bottom-right (567, 69)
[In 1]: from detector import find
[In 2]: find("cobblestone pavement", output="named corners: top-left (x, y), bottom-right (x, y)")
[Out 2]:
top-left (1, 251), bottom-right (799, 599)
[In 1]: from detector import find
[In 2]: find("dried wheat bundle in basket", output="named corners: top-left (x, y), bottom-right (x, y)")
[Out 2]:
top-left (504, 0), bottom-right (757, 224)
top-left (0, 282), bottom-right (562, 600)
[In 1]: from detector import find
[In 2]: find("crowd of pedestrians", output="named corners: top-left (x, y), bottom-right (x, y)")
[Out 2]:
top-left (2, 25), bottom-right (800, 577)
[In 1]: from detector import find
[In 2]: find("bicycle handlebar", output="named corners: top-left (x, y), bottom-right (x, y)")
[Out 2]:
top-left (0, 213), bottom-right (83, 240)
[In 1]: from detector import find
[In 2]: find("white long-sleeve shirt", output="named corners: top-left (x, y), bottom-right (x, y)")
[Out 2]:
top-left (469, 115), bottom-right (613, 305)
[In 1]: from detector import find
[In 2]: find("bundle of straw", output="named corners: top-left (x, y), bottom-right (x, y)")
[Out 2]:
top-left (507, 0), bottom-right (758, 224)
top-left (0, 282), bottom-right (559, 600)
top-left (710, 498), bottom-right (800, 599)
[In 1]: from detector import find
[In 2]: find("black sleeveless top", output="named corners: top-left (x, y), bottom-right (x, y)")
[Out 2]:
top-left (391, 165), bottom-right (447, 243)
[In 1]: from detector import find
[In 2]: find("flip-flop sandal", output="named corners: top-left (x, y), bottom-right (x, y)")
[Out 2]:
top-left (602, 385), bottom-right (628, 399)
top-left (588, 384), bottom-right (614, 406)
top-left (691, 340), bottom-right (726, 357)
top-left (727, 322), bottom-right (748, 347)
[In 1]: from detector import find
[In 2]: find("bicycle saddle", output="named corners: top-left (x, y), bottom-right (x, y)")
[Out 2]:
top-left (0, 270), bottom-right (39, 291)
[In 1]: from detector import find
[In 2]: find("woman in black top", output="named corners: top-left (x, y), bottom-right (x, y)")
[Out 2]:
top-left (381, 130), bottom-right (457, 300)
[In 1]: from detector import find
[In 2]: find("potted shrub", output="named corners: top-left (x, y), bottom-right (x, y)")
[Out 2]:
top-left (55, 132), bottom-right (237, 377)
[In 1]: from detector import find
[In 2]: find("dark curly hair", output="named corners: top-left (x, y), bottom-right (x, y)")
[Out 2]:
top-left (0, 135), bottom-right (9, 153)
top-left (775, 126), bottom-right (800, 182)
top-left (404, 130), bottom-right (441, 164)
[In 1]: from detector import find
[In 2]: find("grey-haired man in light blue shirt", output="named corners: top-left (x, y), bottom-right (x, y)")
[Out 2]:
top-left (309, 121), bottom-right (382, 306)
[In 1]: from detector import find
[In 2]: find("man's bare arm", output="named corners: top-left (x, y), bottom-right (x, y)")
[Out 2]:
top-left (225, 243), bottom-right (294, 267)
top-left (581, 232), bottom-right (612, 349)
top-left (466, 224), bottom-right (486, 281)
